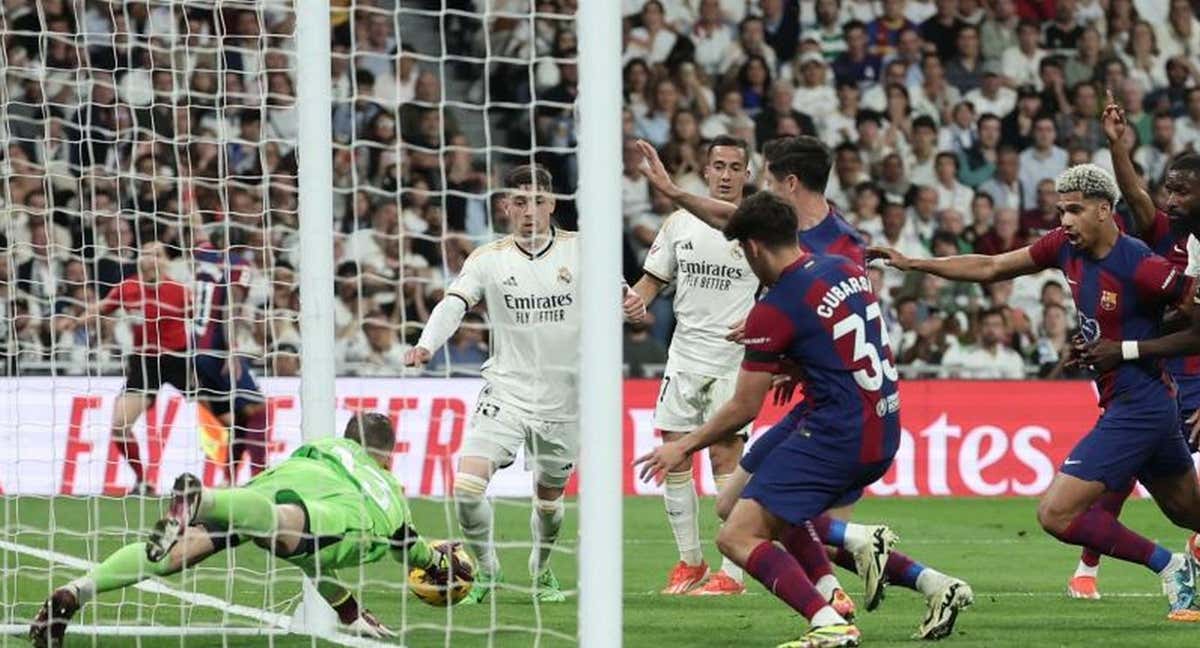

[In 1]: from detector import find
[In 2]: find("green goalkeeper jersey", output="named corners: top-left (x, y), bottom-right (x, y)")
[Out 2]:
top-left (288, 437), bottom-right (411, 537)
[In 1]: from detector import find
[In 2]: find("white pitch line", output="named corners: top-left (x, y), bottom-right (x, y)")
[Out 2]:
top-left (0, 539), bottom-right (402, 648)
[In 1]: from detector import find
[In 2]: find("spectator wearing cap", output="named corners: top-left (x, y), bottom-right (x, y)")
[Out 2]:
top-left (944, 25), bottom-right (985, 93)
top-left (959, 113), bottom-right (1002, 188)
top-left (760, 0), bottom-right (800, 65)
top-left (965, 62), bottom-right (1016, 118)
top-left (919, 0), bottom-right (965, 61)
top-left (1173, 87), bottom-right (1200, 152)
top-left (868, 0), bottom-right (916, 58)
top-left (1042, 0), bottom-right (1083, 54)
top-left (978, 145), bottom-right (1023, 211)
top-left (626, 1), bottom-right (678, 66)
top-left (690, 0), bottom-right (736, 76)
top-left (980, 0), bottom-right (1020, 62)
top-left (791, 51), bottom-right (839, 121)
top-left (832, 20), bottom-right (882, 89)
top-left (803, 0), bottom-right (848, 62)
top-left (1001, 21), bottom-right (1047, 90)
top-left (1018, 116), bottom-right (1067, 209)
top-left (1136, 111), bottom-right (1179, 183)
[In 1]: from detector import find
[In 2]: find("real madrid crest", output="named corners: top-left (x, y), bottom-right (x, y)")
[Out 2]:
top-left (558, 266), bottom-right (572, 284)
top-left (730, 244), bottom-right (743, 259)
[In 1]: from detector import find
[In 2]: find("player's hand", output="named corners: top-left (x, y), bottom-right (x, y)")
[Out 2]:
top-left (866, 246), bottom-right (911, 271)
top-left (634, 139), bottom-right (678, 197)
top-left (427, 540), bottom-right (474, 585)
top-left (633, 441), bottom-right (689, 484)
top-left (404, 346), bottom-right (432, 367)
top-left (343, 609), bottom-right (396, 639)
top-left (1101, 90), bottom-right (1126, 146)
top-left (1188, 410), bottom-right (1200, 452)
top-left (1074, 339), bottom-right (1123, 373)
top-left (772, 374), bottom-right (797, 406)
top-left (623, 285), bottom-right (646, 322)
top-left (725, 318), bottom-right (747, 343)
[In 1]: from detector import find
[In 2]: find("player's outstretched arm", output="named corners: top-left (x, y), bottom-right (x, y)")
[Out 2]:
top-left (635, 139), bottom-right (737, 229)
top-left (405, 296), bottom-right (468, 366)
top-left (306, 569), bottom-right (396, 639)
top-left (634, 369), bottom-right (773, 483)
top-left (1102, 91), bottom-right (1158, 235)
top-left (868, 246), bottom-right (1039, 283)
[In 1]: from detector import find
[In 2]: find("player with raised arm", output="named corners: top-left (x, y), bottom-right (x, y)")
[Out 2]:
top-left (191, 224), bottom-right (269, 484)
top-left (871, 164), bottom-right (1200, 621)
top-left (636, 190), bottom-right (900, 647)
top-left (30, 412), bottom-right (464, 647)
top-left (71, 241), bottom-right (192, 496)
top-left (1055, 95), bottom-right (1200, 599)
top-left (639, 136), bottom-right (971, 636)
top-left (404, 164), bottom-right (643, 604)
top-left (628, 135), bottom-right (759, 596)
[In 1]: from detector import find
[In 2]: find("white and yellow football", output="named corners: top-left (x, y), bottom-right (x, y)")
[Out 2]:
top-left (408, 540), bottom-right (475, 607)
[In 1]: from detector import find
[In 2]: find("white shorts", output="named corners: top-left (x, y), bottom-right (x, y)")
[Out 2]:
top-left (461, 387), bottom-right (579, 488)
top-left (652, 370), bottom-right (751, 438)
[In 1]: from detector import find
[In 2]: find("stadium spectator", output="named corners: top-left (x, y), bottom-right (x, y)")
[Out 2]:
top-left (689, 0), bottom-right (735, 75)
top-left (940, 307), bottom-right (1025, 379)
top-left (980, 0), bottom-right (1020, 62)
top-left (623, 315), bottom-right (667, 378)
top-left (1018, 116), bottom-right (1068, 209)
top-left (974, 207), bottom-right (1027, 256)
top-left (832, 20), bottom-right (882, 88)
top-left (979, 145), bottom-right (1024, 211)
top-left (722, 15), bottom-right (778, 75)
top-left (944, 25), bottom-right (984, 93)
top-left (919, 0), bottom-right (965, 61)
top-left (627, 1), bottom-right (678, 66)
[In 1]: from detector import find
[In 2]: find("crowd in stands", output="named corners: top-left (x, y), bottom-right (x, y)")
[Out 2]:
top-left (0, 0), bottom-right (1193, 379)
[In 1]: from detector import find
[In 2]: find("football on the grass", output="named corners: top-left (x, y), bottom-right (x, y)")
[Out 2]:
top-left (408, 540), bottom-right (476, 606)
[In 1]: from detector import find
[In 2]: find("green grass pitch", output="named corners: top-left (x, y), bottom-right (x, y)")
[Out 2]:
top-left (2, 495), bottom-right (1197, 647)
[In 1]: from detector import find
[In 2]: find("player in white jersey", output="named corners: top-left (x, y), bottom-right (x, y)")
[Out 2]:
top-left (405, 164), bottom-right (642, 604)
top-left (627, 136), bottom-right (759, 596)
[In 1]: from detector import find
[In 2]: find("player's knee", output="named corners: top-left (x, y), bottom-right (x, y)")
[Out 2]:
top-left (715, 490), bottom-right (736, 521)
top-left (453, 473), bottom-right (489, 503)
top-left (1036, 498), bottom-right (1074, 537)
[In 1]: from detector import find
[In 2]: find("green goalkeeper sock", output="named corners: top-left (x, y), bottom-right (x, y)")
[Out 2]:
top-left (68, 543), bottom-right (176, 604)
top-left (200, 488), bottom-right (278, 537)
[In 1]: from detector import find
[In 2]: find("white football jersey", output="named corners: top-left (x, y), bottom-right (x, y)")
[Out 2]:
top-left (643, 209), bottom-right (758, 377)
top-left (447, 228), bottom-right (580, 421)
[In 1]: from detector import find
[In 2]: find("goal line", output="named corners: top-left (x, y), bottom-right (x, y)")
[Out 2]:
top-left (0, 539), bottom-right (396, 648)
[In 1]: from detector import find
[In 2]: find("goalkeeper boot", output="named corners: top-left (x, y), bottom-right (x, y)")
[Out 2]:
top-left (851, 525), bottom-right (897, 612)
top-left (533, 567), bottom-right (567, 603)
top-left (146, 472), bottom-right (204, 562)
top-left (1161, 553), bottom-right (1200, 622)
top-left (461, 567), bottom-right (502, 605)
top-left (776, 624), bottom-right (861, 648)
top-left (914, 577), bottom-right (973, 640)
top-left (30, 586), bottom-right (80, 648)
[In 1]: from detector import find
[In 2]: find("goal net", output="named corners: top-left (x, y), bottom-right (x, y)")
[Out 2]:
top-left (0, 0), bottom-right (596, 644)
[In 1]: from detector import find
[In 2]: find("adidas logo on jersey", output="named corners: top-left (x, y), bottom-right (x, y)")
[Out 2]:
top-left (503, 276), bottom-right (519, 287)
top-left (680, 241), bottom-right (694, 250)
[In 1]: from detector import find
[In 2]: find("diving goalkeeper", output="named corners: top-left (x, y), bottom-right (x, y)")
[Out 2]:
top-left (31, 412), bottom-right (465, 647)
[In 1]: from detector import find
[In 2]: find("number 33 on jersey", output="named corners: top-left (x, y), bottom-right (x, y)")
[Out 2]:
top-left (741, 254), bottom-right (901, 464)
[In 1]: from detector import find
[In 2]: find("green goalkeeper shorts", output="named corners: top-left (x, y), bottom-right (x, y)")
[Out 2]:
top-left (243, 457), bottom-right (407, 572)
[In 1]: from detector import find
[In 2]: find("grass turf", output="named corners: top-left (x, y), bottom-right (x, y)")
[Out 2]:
top-left (1, 495), bottom-right (1196, 647)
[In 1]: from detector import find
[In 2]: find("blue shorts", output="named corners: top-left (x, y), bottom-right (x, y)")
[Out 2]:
top-left (1062, 399), bottom-right (1192, 491)
top-left (742, 429), bottom-right (893, 526)
top-left (195, 355), bottom-right (263, 417)
top-left (741, 409), bottom-right (803, 473)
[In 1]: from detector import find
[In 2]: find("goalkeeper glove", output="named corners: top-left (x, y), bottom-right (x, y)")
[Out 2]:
top-left (332, 594), bottom-right (395, 639)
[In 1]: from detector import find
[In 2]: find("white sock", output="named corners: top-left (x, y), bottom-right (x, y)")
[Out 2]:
top-left (1159, 553), bottom-right (1186, 578)
top-left (814, 574), bottom-right (840, 599)
top-left (664, 471), bottom-right (703, 566)
top-left (65, 577), bottom-right (95, 605)
top-left (529, 496), bottom-right (564, 575)
top-left (719, 556), bottom-right (744, 583)
top-left (914, 567), bottom-right (948, 597)
top-left (453, 473), bottom-right (499, 575)
top-left (810, 605), bottom-right (846, 628)
top-left (840, 522), bottom-right (871, 553)
top-left (1074, 560), bottom-right (1099, 578)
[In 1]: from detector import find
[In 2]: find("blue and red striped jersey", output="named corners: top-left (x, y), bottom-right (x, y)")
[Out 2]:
top-left (1029, 228), bottom-right (1194, 407)
top-left (797, 206), bottom-right (867, 268)
top-left (1115, 209), bottom-right (1200, 385)
top-left (741, 253), bottom-right (900, 463)
top-left (192, 243), bottom-right (251, 352)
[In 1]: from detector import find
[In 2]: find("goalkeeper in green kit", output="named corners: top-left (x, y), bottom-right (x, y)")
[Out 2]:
top-left (31, 412), bottom-right (466, 647)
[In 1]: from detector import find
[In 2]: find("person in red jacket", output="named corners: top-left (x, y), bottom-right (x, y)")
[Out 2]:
top-left (76, 241), bottom-right (193, 495)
